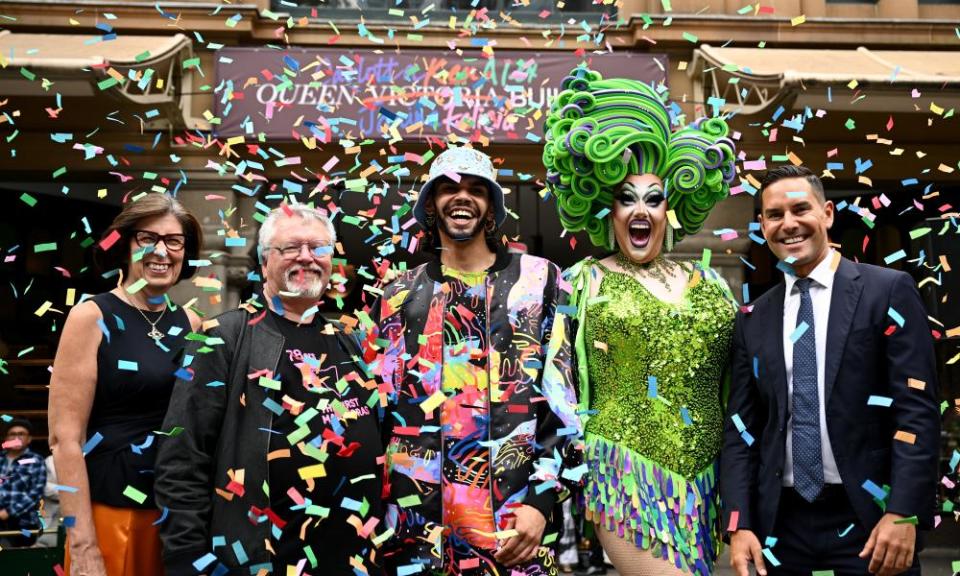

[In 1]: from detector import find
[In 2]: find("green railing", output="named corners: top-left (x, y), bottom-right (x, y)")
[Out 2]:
top-left (0, 526), bottom-right (66, 575)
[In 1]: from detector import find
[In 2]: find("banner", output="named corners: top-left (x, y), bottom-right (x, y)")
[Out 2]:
top-left (214, 48), bottom-right (667, 142)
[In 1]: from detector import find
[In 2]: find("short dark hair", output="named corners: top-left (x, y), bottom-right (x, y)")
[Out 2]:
top-left (94, 193), bottom-right (203, 282)
top-left (5, 417), bottom-right (33, 435)
top-left (759, 165), bottom-right (826, 204)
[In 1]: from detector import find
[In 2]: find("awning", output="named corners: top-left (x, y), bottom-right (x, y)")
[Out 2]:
top-left (690, 45), bottom-right (960, 114)
top-left (0, 31), bottom-right (198, 127)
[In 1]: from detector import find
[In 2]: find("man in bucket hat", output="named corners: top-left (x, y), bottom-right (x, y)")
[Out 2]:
top-left (365, 146), bottom-right (583, 576)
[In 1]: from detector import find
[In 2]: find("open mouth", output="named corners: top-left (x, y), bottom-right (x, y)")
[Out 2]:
top-left (446, 206), bottom-right (477, 225)
top-left (628, 219), bottom-right (651, 248)
top-left (145, 262), bottom-right (171, 274)
top-left (781, 235), bottom-right (808, 246)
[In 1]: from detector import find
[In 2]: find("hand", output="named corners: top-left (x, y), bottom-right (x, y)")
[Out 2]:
top-left (69, 541), bottom-right (108, 576)
top-left (493, 505), bottom-right (547, 567)
top-left (729, 529), bottom-right (767, 576)
top-left (0, 509), bottom-right (8, 521)
top-left (859, 513), bottom-right (916, 576)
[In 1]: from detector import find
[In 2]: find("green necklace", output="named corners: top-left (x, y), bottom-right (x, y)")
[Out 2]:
top-left (614, 252), bottom-right (676, 289)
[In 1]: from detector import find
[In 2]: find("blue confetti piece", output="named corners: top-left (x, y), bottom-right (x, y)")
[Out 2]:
top-left (740, 430), bottom-right (755, 446)
top-left (206, 380), bottom-right (225, 387)
top-left (397, 563), bottom-right (425, 576)
top-left (152, 506), bottom-right (169, 526)
top-left (764, 536), bottom-right (778, 547)
top-left (231, 540), bottom-right (249, 564)
top-left (131, 434), bottom-right (155, 455)
top-left (949, 449), bottom-right (960, 472)
top-left (761, 547), bottom-right (781, 567)
top-left (113, 313), bottom-right (125, 331)
top-left (193, 553), bottom-right (217, 572)
top-left (887, 307), bottom-right (905, 327)
top-left (680, 407), bottom-right (693, 426)
top-left (867, 395), bottom-right (893, 407)
top-left (174, 367), bottom-right (193, 381)
top-left (52, 484), bottom-right (79, 493)
top-left (82, 432), bottom-right (103, 456)
top-left (789, 321), bottom-right (810, 343)
top-left (556, 304), bottom-right (578, 316)
top-left (862, 479), bottom-right (888, 501)
top-left (884, 250), bottom-right (907, 265)
top-left (118, 359), bottom-right (138, 371)
top-left (96, 318), bottom-right (111, 343)
top-left (838, 523), bottom-right (855, 537)
top-left (647, 375), bottom-right (658, 398)
top-left (731, 413), bottom-right (747, 433)
top-left (341, 497), bottom-right (363, 511)
top-left (753, 356), bottom-right (759, 379)
top-left (211, 535), bottom-right (226, 549)
top-left (63, 516), bottom-right (76, 527)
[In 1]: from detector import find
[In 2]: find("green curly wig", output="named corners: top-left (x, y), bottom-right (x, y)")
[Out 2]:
top-left (543, 66), bottom-right (738, 249)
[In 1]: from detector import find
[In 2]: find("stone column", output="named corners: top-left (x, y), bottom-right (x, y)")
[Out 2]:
top-left (671, 193), bottom-right (754, 302)
top-left (165, 174), bottom-right (255, 318)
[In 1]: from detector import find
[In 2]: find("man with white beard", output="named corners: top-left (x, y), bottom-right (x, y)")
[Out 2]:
top-left (155, 204), bottom-right (386, 575)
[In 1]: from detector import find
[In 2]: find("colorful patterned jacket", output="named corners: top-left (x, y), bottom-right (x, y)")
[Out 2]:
top-left (365, 249), bottom-right (584, 571)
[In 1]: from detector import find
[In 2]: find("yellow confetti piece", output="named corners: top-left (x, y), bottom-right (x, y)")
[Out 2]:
top-left (493, 529), bottom-right (519, 539)
top-left (945, 326), bottom-right (960, 338)
top-left (297, 464), bottom-right (326, 480)
top-left (34, 301), bottom-right (53, 317)
top-left (930, 102), bottom-right (944, 115)
top-left (66, 288), bottom-right (76, 306)
top-left (907, 378), bottom-right (927, 391)
top-left (420, 389), bottom-right (447, 414)
top-left (791, 14), bottom-right (806, 26)
top-left (666, 209), bottom-right (681, 229)
top-left (894, 430), bottom-right (916, 445)
top-left (593, 341), bottom-right (608, 352)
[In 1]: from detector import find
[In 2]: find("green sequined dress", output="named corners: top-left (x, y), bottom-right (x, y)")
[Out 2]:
top-left (568, 258), bottom-right (735, 575)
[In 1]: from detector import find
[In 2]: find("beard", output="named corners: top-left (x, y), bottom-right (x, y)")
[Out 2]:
top-left (283, 265), bottom-right (328, 299)
top-left (436, 201), bottom-right (487, 243)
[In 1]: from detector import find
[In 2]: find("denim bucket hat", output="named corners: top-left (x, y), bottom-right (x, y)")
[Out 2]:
top-left (413, 147), bottom-right (506, 228)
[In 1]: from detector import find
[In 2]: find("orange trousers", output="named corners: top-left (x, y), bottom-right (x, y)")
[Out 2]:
top-left (65, 502), bottom-right (164, 576)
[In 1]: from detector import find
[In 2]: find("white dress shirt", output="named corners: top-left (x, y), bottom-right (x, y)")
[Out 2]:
top-left (782, 250), bottom-right (842, 486)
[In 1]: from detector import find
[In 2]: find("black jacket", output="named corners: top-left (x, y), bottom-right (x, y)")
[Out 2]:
top-left (721, 257), bottom-right (940, 539)
top-left (154, 306), bottom-right (366, 575)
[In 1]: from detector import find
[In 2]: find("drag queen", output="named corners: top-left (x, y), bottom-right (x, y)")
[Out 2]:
top-left (543, 67), bottom-right (737, 576)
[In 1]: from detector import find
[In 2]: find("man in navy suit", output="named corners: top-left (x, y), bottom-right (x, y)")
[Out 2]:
top-left (722, 165), bottom-right (940, 576)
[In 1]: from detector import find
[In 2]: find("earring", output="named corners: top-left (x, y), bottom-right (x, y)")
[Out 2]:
top-left (484, 213), bottom-right (496, 234)
top-left (665, 225), bottom-right (675, 253)
top-left (607, 221), bottom-right (616, 251)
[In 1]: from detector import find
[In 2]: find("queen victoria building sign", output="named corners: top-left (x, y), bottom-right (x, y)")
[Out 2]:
top-left (214, 48), bottom-right (667, 143)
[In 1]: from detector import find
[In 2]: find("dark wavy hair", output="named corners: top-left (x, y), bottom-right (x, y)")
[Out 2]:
top-left (94, 193), bottom-right (202, 282)
top-left (543, 66), bottom-right (737, 249)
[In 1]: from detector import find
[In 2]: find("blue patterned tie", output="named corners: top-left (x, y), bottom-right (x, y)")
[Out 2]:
top-left (792, 277), bottom-right (824, 502)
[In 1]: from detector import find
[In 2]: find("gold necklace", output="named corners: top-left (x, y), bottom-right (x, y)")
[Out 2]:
top-left (614, 252), bottom-right (676, 289)
top-left (119, 289), bottom-right (167, 341)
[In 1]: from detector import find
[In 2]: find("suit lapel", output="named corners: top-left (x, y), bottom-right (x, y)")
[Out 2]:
top-left (824, 257), bottom-right (863, 403)
top-left (757, 283), bottom-right (788, 423)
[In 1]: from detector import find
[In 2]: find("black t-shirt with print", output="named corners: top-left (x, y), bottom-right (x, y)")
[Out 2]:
top-left (264, 311), bottom-right (383, 575)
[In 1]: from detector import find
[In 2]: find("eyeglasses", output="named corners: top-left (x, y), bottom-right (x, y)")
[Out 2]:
top-left (5, 431), bottom-right (29, 437)
top-left (133, 230), bottom-right (186, 252)
top-left (270, 242), bottom-right (333, 260)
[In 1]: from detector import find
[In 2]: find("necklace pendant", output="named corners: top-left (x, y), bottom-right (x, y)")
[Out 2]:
top-left (147, 326), bottom-right (164, 340)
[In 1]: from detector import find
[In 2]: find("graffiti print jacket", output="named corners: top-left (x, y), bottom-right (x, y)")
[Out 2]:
top-left (367, 249), bottom-right (584, 571)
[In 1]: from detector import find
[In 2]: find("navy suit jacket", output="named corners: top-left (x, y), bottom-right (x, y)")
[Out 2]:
top-left (720, 256), bottom-right (940, 539)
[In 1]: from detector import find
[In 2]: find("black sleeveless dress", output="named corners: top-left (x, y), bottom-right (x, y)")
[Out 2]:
top-left (85, 292), bottom-right (190, 509)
